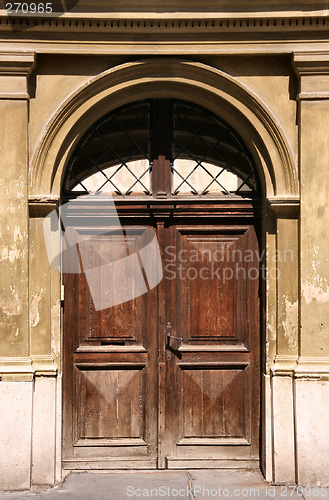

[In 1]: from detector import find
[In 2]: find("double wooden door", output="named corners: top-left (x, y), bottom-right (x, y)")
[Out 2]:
top-left (63, 212), bottom-right (260, 470)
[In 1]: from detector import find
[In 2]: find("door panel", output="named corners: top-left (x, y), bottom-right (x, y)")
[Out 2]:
top-left (63, 218), bottom-right (260, 470)
top-left (63, 224), bottom-right (158, 469)
top-left (181, 367), bottom-right (245, 439)
top-left (162, 223), bottom-right (260, 468)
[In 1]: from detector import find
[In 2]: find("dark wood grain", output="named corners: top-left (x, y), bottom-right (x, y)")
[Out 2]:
top-left (63, 210), bottom-right (260, 468)
top-left (162, 221), bottom-right (260, 465)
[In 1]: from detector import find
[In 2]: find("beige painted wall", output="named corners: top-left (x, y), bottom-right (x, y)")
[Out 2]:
top-left (0, 7), bottom-right (329, 488)
top-left (0, 100), bottom-right (29, 358)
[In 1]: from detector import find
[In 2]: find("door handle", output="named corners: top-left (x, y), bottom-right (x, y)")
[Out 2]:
top-left (166, 322), bottom-right (182, 349)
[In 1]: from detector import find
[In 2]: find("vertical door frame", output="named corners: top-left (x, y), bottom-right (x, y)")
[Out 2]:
top-left (28, 59), bottom-right (300, 481)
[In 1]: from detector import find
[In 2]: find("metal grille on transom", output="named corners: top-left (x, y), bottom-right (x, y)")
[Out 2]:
top-left (62, 99), bottom-right (260, 197)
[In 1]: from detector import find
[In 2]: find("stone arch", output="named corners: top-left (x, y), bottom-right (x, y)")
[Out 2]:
top-left (30, 59), bottom-right (298, 200)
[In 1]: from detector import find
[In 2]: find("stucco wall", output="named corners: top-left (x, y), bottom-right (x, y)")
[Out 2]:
top-left (0, 3), bottom-right (328, 489)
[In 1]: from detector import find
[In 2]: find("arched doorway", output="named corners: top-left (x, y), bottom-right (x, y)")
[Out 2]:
top-left (61, 98), bottom-right (261, 469)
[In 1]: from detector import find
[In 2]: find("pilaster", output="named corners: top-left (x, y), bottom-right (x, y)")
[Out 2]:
top-left (292, 51), bottom-right (329, 486)
top-left (267, 198), bottom-right (299, 484)
top-left (0, 52), bottom-right (35, 361)
top-left (0, 52), bottom-right (36, 491)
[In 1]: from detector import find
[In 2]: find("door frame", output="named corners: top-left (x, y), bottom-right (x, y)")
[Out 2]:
top-left (60, 197), bottom-right (262, 470)
top-left (28, 59), bottom-right (300, 482)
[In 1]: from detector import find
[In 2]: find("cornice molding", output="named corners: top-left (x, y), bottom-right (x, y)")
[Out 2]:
top-left (294, 356), bottom-right (329, 379)
top-left (0, 355), bottom-right (58, 381)
top-left (0, 51), bottom-right (35, 75)
top-left (31, 355), bottom-right (58, 377)
top-left (293, 51), bottom-right (329, 76)
top-left (1, 14), bottom-right (329, 36)
top-left (1, 0), bottom-right (326, 13)
top-left (293, 51), bottom-right (329, 100)
top-left (0, 51), bottom-right (36, 99)
top-left (29, 195), bottom-right (59, 217)
top-left (0, 357), bottom-right (34, 382)
top-left (271, 355), bottom-right (329, 379)
top-left (271, 355), bottom-right (298, 377)
top-left (267, 196), bottom-right (300, 217)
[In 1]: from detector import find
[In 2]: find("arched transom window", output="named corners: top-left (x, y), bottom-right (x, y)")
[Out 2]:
top-left (62, 99), bottom-right (260, 197)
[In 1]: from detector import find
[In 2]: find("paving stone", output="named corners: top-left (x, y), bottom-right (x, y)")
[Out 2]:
top-left (0, 470), bottom-right (327, 500)
top-left (0, 470), bottom-right (190, 500)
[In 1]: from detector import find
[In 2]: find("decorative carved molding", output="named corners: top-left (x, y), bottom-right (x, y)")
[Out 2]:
top-left (1, 13), bottom-right (329, 36)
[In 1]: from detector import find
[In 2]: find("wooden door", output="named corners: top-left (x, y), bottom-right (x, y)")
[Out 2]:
top-left (159, 220), bottom-right (260, 468)
top-left (63, 214), bottom-right (260, 470)
top-left (62, 222), bottom-right (159, 469)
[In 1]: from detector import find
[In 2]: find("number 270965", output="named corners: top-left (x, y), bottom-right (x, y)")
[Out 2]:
top-left (6, 3), bottom-right (53, 13)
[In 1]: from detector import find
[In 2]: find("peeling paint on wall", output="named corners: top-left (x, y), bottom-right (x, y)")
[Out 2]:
top-left (1, 244), bottom-right (24, 264)
top-left (282, 296), bottom-right (298, 351)
top-left (1, 226), bottom-right (26, 263)
top-left (30, 289), bottom-right (44, 328)
top-left (16, 174), bottom-right (26, 201)
top-left (0, 286), bottom-right (21, 316)
top-left (13, 225), bottom-right (23, 242)
top-left (51, 299), bottom-right (61, 356)
top-left (302, 283), bottom-right (329, 304)
top-left (303, 245), bottom-right (329, 304)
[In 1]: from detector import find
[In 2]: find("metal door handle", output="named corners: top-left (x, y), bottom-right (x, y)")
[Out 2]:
top-left (165, 322), bottom-right (182, 348)
top-left (167, 334), bottom-right (183, 341)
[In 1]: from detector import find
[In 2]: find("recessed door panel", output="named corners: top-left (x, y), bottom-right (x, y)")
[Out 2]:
top-left (161, 223), bottom-right (260, 468)
top-left (181, 367), bottom-right (245, 439)
top-left (63, 224), bottom-right (158, 468)
top-left (77, 368), bottom-right (144, 440)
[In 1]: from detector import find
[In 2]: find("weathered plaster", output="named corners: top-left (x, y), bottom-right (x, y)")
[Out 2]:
top-left (51, 298), bottom-right (61, 360)
top-left (30, 290), bottom-right (44, 328)
top-left (282, 296), bottom-right (298, 352)
top-left (300, 98), bottom-right (329, 358)
top-left (29, 55), bottom-right (132, 162)
top-left (0, 286), bottom-right (22, 317)
top-left (0, 99), bottom-right (29, 358)
top-left (201, 56), bottom-right (298, 166)
top-left (302, 283), bottom-right (329, 305)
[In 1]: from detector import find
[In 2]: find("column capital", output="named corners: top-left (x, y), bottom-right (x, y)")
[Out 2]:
top-left (292, 51), bottom-right (329, 100)
top-left (0, 51), bottom-right (36, 99)
top-left (267, 196), bottom-right (300, 218)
